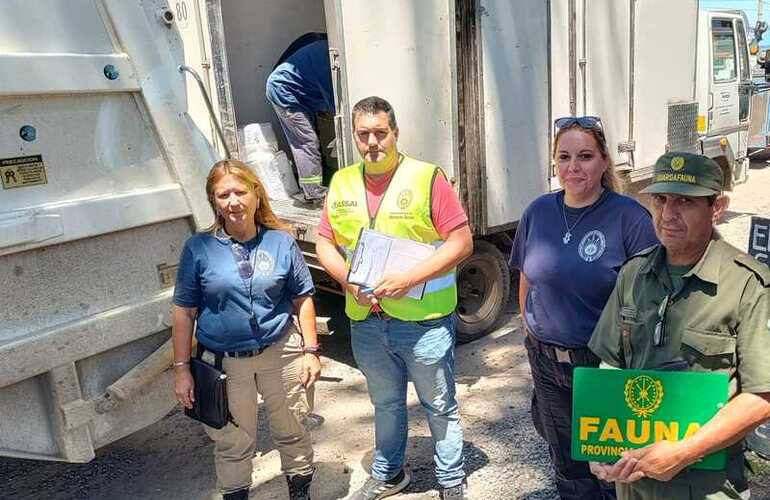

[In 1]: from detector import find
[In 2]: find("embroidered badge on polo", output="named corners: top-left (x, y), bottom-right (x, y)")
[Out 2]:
top-left (254, 250), bottom-right (275, 276)
top-left (579, 230), bottom-right (606, 262)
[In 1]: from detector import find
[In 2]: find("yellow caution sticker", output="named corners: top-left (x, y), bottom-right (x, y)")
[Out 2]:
top-left (0, 155), bottom-right (48, 189)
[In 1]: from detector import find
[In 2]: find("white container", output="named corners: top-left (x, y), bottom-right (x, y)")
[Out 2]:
top-left (243, 122), bottom-right (278, 153)
top-left (244, 148), bottom-right (300, 201)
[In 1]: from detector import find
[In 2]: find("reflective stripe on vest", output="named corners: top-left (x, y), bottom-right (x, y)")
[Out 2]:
top-left (326, 155), bottom-right (457, 321)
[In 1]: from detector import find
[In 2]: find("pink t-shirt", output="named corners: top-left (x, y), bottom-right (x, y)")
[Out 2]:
top-left (317, 168), bottom-right (468, 241)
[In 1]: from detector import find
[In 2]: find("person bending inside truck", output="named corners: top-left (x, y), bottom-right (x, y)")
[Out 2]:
top-left (316, 96), bottom-right (473, 500)
top-left (172, 159), bottom-right (322, 500)
top-left (266, 35), bottom-right (334, 208)
top-left (509, 116), bottom-right (658, 499)
top-left (588, 152), bottom-right (770, 500)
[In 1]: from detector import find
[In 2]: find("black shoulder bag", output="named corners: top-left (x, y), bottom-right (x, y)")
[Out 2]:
top-left (184, 348), bottom-right (231, 429)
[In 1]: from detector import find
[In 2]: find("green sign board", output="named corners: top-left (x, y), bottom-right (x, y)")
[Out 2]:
top-left (572, 367), bottom-right (728, 471)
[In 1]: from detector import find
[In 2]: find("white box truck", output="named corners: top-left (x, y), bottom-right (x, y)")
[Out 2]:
top-left (0, 0), bottom-right (755, 462)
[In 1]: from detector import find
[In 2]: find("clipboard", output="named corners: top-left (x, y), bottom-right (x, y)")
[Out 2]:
top-left (346, 228), bottom-right (435, 300)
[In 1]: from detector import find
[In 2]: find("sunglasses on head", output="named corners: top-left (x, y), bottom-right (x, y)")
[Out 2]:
top-left (554, 115), bottom-right (604, 131)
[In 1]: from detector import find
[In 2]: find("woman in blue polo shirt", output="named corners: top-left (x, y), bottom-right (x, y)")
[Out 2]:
top-left (172, 159), bottom-right (321, 500)
top-left (509, 117), bottom-right (658, 500)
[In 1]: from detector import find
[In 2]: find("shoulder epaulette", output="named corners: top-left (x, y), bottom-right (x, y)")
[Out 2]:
top-left (734, 253), bottom-right (770, 287)
top-left (624, 244), bottom-right (659, 264)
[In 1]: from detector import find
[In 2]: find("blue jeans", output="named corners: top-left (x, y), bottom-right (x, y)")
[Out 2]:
top-left (350, 315), bottom-right (465, 488)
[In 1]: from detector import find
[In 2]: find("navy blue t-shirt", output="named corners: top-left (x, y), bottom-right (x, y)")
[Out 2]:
top-left (509, 190), bottom-right (658, 348)
top-left (266, 40), bottom-right (334, 114)
top-left (173, 228), bottom-right (315, 352)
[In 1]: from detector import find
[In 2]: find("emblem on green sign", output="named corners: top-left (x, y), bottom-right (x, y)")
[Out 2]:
top-left (624, 375), bottom-right (664, 418)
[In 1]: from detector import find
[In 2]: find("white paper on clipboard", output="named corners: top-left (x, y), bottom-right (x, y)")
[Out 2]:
top-left (347, 229), bottom-right (435, 300)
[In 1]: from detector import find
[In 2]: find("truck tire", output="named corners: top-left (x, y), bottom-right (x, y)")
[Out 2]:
top-left (456, 240), bottom-right (510, 343)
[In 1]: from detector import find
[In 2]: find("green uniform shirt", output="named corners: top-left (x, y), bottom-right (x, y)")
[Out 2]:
top-left (589, 236), bottom-right (770, 500)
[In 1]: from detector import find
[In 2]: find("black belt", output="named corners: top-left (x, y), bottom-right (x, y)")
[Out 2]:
top-left (527, 334), bottom-right (599, 366)
top-left (200, 345), bottom-right (267, 358)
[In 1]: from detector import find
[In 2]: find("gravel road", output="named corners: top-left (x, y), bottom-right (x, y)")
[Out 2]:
top-left (2, 164), bottom-right (769, 500)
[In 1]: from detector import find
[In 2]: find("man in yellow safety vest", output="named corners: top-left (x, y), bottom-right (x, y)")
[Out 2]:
top-left (316, 96), bottom-right (473, 500)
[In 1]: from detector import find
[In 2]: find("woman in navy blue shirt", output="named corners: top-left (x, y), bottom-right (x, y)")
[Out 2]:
top-left (172, 159), bottom-right (320, 500)
top-left (509, 117), bottom-right (658, 499)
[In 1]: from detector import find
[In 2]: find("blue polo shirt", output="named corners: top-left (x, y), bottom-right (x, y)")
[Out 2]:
top-left (266, 39), bottom-right (334, 114)
top-left (173, 228), bottom-right (315, 352)
top-left (509, 190), bottom-right (658, 348)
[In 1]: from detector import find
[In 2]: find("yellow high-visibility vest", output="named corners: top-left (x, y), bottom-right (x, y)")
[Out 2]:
top-left (326, 155), bottom-right (458, 320)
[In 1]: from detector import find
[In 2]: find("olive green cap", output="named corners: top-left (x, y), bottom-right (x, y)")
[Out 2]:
top-left (640, 152), bottom-right (724, 196)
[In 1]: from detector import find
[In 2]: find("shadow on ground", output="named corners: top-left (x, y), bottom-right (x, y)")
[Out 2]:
top-left (356, 438), bottom-right (489, 495)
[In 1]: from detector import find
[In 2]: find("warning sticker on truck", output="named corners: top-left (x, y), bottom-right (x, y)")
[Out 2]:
top-left (0, 155), bottom-right (48, 189)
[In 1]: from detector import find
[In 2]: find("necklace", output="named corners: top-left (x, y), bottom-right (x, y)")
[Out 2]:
top-left (561, 190), bottom-right (605, 244)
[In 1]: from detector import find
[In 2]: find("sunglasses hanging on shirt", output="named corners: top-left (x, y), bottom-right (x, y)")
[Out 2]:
top-left (230, 241), bottom-right (259, 336)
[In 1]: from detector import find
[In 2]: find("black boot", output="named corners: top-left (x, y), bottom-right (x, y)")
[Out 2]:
top-left (286, 472), bottom-right (313, 500)
top-left (222, 488), bottom-right (249, 500)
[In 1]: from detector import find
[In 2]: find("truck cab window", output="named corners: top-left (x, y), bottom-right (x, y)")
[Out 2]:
top-left (712, 19), bottom-right (737, 83)
top-left (735, 19), bottom-right (750, 81)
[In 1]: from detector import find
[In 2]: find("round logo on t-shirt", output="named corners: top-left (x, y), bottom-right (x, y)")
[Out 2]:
top-left (254, 249), bottom-right (275, 276)
top-left (578, 230), bottom-right (606, 262)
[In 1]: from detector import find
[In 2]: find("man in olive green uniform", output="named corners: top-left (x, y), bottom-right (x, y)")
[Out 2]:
top-left (588, 152), bottom-right (770, 499)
